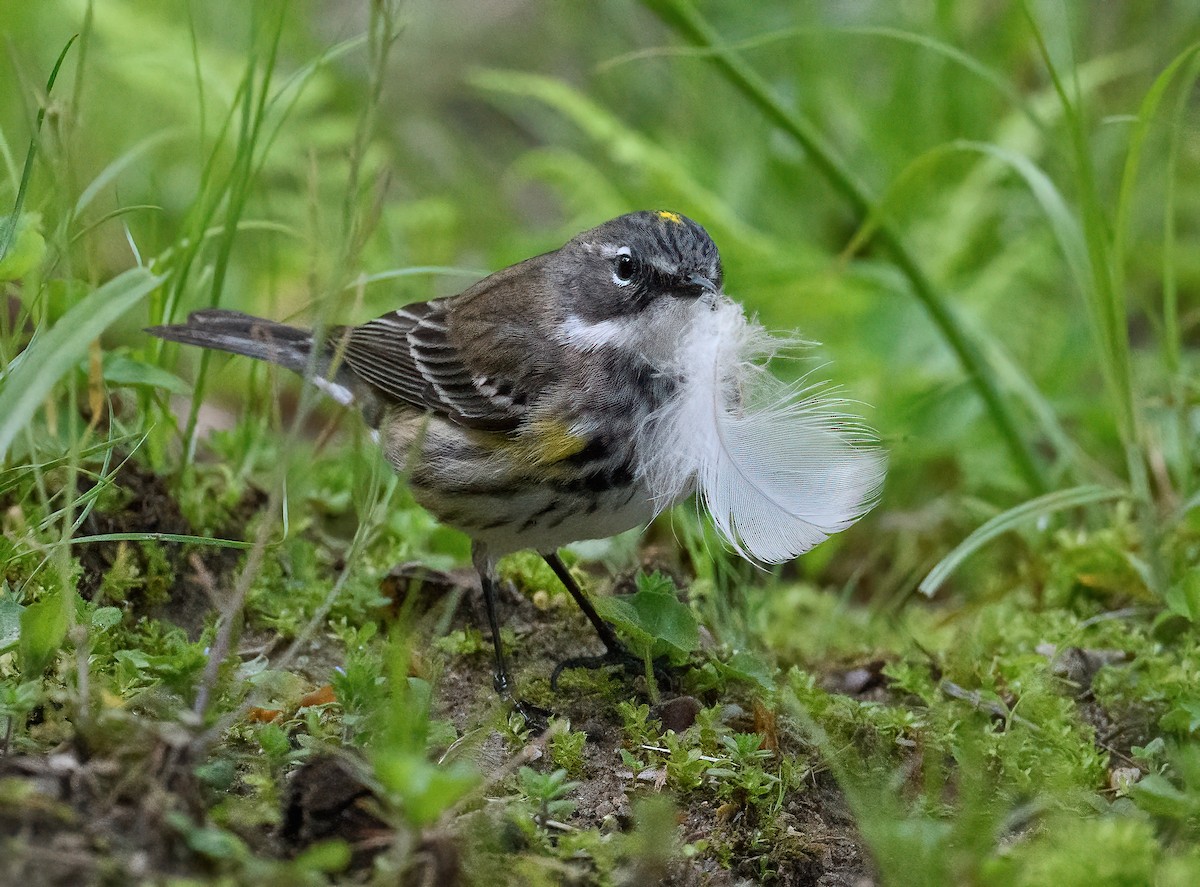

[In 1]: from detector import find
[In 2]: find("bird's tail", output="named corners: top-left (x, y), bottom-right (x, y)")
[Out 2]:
top-left (148, 309), bottom-right (316, 371)
top-left (147, 309), bottom-right (366, 409)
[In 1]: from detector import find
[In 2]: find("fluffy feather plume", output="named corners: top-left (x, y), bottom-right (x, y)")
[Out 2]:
top-left (639, 299), bottom-right (886, 564)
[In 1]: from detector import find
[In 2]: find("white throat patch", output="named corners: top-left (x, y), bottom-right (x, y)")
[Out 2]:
top-left (555, 314), bottom-right (637, 352)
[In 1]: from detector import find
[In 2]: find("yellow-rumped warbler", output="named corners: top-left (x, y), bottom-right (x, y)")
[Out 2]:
top-left (149, 211), bottom-right (884, 709)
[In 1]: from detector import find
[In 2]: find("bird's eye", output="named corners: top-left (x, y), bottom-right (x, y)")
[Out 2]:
top-left (614, 251), bottom-right (635, 283)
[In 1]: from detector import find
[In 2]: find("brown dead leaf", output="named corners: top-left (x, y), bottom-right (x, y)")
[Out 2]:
top-left (247, 707), bottom-right (283, 724)
top-left (298, 685), bottom-right (336, 708)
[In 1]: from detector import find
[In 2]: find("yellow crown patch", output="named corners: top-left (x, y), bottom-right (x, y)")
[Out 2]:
top-left (656, 210), bottom-right (684, 225)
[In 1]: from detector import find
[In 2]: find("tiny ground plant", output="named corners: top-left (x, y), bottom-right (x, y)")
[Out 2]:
top-left (517, 765), bottom-right (581, 827)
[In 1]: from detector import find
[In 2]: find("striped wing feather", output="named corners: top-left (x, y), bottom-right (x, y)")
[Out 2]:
top-left (335, 300), bottom-right (526, 431)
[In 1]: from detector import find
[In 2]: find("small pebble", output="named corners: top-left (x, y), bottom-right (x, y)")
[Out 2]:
top-left (656, 695), bottom-right (701, 732)
top-left (1110, 766), bottom-right (1141, 794)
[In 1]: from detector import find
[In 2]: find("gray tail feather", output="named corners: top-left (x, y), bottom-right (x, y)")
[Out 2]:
top-left (146, 309), bottom-right (318, 375)
top-left (148, 309), bottom-right (383, 419)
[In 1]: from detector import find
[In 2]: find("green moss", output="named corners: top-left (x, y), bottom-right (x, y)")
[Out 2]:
top-left (983, 816), bottom-right (1165, 887)
top-left (548, 726), bottom-right (588, 778)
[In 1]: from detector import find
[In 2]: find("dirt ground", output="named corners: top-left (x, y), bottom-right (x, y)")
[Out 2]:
top-left (2, 464), bottom-right (1145, 885)
top-left (0, 501), bottom-right (876, 885)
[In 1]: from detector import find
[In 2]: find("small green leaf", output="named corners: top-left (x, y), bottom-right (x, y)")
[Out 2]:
top-left (293, 839), bottom-right (351, 873)
top-left (113, 648), bottom-right (152, 671)
top-left (374, 753), bottom-right (478, 827)
top-left (0, 267), bottom-right (162, 461)
top-left (1130, 773), bottom-right (1193, 820)
top-left (256, 722), bottom-right (292, 763)
top-left (0, 213), bottom-right (45, 281)
top-left (628, 589), bottom-right (699, 656)
top-left (89, 606), bottom-right (123, 632)
top-left (1161, 699), bottom-right (1200, 736)
top-left (194, 757), bottom-right (237, 791)
top-left (720, 650), bottom-right (776, 691)
top-left (1164, 568), bottom-right (1200, 622)
top-left (595, 572), bottom-right (699, 663)
top-left (0, 681), bottom-right (40, 719)
top-left (594, 595), bottom-right (656, 653)
top-left (19, 590), bottom-right (70, 675)
top-left (0, 598), bottom-right (24, 653)
top-left (101, 352), bottom-right (190, 395)
top-left (167, 811), bottom-right (248, 861)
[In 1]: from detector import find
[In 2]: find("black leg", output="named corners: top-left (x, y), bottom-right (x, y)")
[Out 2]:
top-left (543, 551), bottom-right (623, 652)
top-left (544, 551), bottom-right (650, 690)
top-left (473, 543), bottom-right (512, 697)
top-left (480, 569), bottom-right (512, 698)
top-left (472, 542), bottom-right (549, 729)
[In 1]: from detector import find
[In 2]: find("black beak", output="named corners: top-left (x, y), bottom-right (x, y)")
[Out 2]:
top-left (676, 272), bottom-right (718, 298)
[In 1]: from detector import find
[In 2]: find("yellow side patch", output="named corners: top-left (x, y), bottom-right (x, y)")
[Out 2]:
top-left (515, 420), bottom-right (588, 465)
top-left (656, 210), bottom-right (684, 225)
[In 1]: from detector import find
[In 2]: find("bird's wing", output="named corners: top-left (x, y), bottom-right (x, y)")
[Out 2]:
top-left (333, 298), bottom-right (531, 431)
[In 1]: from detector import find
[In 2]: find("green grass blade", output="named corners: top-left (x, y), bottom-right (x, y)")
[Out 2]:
top-left (1161, 59), bottom-right (1200, 501)
top-left (1113, 42), bottom-right (1200, 501)
top-left (1021, 3), bottom-right (1140, 488)
top-left (602, 24), bottom-right (1047, 137)
top-left (1112, 42), bottom-right (1200, 281)
top-left (69, 204), bottom-right (163, 245)
top-left (950, 140), bottom-right (1090, 293)
top-left (470, 68), bottom-right (772, 252)
top-left (1, 35), bottom-right (77, 264)
top-left (69, 532), bottom-right (255, 549)
top-left (639, 0), bottom-right (1048, 494)
top-left (181, 3), bottom-right (289, 462)
top-left (842, 139), bottom-right (1086, 475)
top-left (0, 123), bottom-right (17, 189)
top-left (347, 266), bottom-right (489, 289)
top-left (919, 485), bottom-right (1125, 598)
top-left (73, 129), bottom-right (181, 217)
top-left (0, 268), bottom-right (162, 462)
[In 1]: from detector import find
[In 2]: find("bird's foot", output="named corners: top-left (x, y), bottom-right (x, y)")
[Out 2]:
top-left (550, 643), bottom-right (673, 691)
top-left (510, 698), bottom-right (553, 734)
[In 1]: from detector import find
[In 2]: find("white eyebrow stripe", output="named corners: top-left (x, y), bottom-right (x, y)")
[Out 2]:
top-left (555, 314), bottom-right (635, 351)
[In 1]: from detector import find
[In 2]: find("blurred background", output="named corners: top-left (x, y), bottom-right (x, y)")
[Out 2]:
top-left (2, 0), bottom-right (1199, 600)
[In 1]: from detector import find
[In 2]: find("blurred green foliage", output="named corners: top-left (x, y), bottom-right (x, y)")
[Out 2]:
top-left (3, 1), bottom-right (1197, 587)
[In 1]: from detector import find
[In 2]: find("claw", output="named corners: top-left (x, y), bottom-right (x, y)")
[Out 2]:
top-left (550, 652), bottom-right (621, 689)
top-left (550, 644), bottom-right (675, 691)
top-left (512, 698), bottom-right (552, 734)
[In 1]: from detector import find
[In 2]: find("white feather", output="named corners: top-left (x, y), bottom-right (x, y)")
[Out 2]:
top-left (309, 375), bottom-right (356, 406)
top-left (638, 298), bottom-right (886, 564)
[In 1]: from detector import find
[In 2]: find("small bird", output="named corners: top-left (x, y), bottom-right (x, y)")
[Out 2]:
top-left (148, 211), bottom-right (884, 711)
